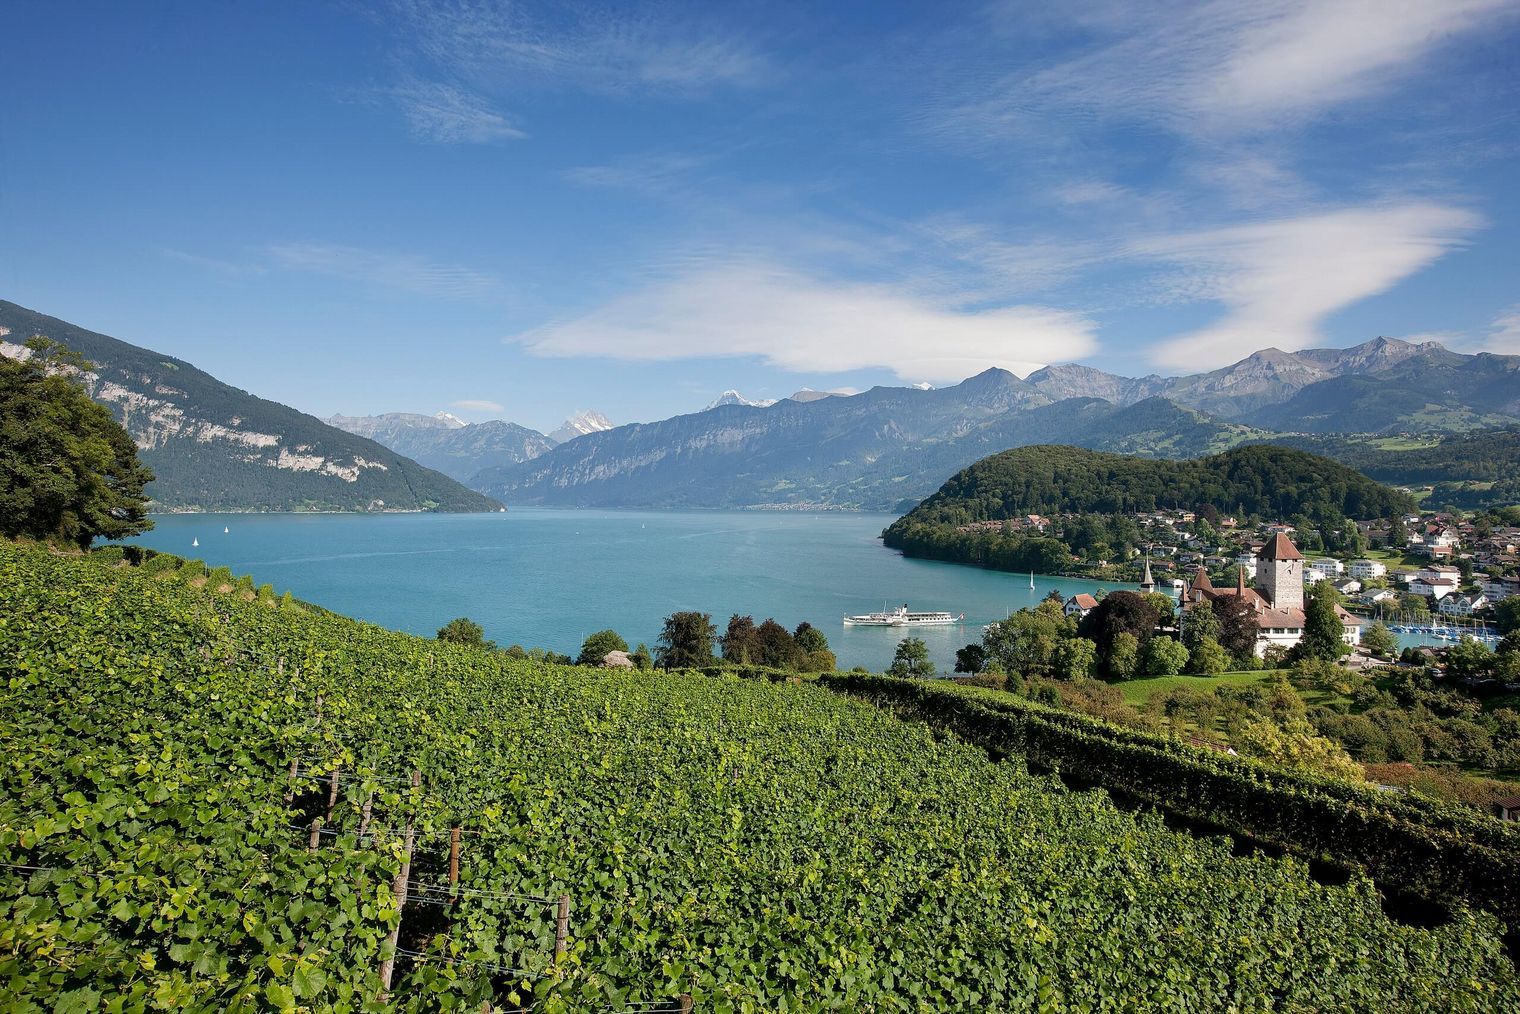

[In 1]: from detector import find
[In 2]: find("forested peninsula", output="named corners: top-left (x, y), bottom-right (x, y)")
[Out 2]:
top-left (882, 445), bottom-right (1414, 573)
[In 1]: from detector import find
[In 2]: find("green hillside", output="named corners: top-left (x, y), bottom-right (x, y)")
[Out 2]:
top-left (0, 301), bottom-right (500, 512)
top-left (3, 541), bottom-right (1517, 1011)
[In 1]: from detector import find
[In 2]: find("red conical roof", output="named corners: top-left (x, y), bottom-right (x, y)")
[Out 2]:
top-left (1259, 533), bottom-right (1303, 561)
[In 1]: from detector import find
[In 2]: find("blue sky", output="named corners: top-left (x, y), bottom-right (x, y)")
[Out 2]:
top-left (3, 0), bottom-right (1518, 432)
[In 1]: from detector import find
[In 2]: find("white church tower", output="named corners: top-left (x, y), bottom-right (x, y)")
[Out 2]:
top-left (1256, 533), bottom-right (1304, 611)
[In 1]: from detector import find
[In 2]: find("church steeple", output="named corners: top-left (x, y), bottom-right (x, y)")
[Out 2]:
top-left (1139, 549), bottom-right (1155, 592)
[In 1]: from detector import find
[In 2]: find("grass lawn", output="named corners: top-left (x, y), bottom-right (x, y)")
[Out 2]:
top-left (1117, 668), bottom-right (1352, 711)
top-left (1116, 669), bottom-right (1287, 707)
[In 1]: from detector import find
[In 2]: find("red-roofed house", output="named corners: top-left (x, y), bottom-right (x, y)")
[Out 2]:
top-left (1064, 593), bottom-right (1099, 619)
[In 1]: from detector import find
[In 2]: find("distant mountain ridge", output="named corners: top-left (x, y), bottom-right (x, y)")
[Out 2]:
top-left (0, 300), bottom-right (500, 513)
top-left (1025, 336), bottom-right (1516, 427)
top-left (471, 335), bottom-right (1520, 510)
top-left (473, 370), bottom-right (1268, 510)
top-left (325, 411), bottom-right (556, 483)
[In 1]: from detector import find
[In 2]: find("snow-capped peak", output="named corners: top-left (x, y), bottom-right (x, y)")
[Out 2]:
top-left (706, 390), bottom-right (776, 410)
top-left (549, 410), bottom-right (614, 444)
top-left (433, 411), bottom-right (468, 428)
top-left (911, 382), bottom-right (934, 391)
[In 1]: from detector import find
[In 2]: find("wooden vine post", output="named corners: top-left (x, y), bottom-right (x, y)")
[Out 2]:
top-left (326, 767), bottom-right (341, 821)
top-left (679, 994), bottom-right (694, 1013)
top-left (449, 827), bottom-right (461, 902)
top-left (283, 759), bottom-right (300, 806)
top-left (378, 770), bottom-right (422, 1000)
top-left (554, 895), bottom-right (571, 964)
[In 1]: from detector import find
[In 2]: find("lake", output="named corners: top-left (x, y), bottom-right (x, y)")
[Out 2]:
top-left (124, 509), bottom-right (1134, 673)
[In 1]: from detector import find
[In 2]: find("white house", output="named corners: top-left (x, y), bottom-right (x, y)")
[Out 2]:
top-left (1064, 593), bottom-right (1099, 619)
top-left (1333, 579), bottom-right (1363, 597)
top-left (1234, 553), bottom-right (1257, 580)
top-left (1482, 575), bottom-right (1519, 602)
top-left (1362, 589), bottom-right (1399, 606)
top-left (1308, 559), bottom-right (1344, 581)
top-left (1416, 564), bottom-right (1462, 584)
top-left (1439, 594), bottom-right (1488, 618)
top-left (1409, 578), bottom-right (1458, 601)
top-left (1349, 559), bottom-right (1388, 580)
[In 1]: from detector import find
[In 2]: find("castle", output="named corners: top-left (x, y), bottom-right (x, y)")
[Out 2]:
top-left (1183, 533), bottom-right (1362, 656)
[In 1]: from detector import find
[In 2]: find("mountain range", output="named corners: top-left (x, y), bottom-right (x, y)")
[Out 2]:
top-left (469, 337), bottom-right (1520, 510)
top-left (7, 296), bottom-right (1518, 514)
top-left (0, 301), bottom-right (499, 513)
top-left (324, 411), bottom-right (558, 484)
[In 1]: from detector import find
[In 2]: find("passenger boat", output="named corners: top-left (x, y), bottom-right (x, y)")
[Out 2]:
top-left (843, 604), bottom-right (962, 626)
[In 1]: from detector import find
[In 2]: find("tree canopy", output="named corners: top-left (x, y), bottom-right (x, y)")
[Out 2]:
top-left (577, 629), bottom-right (630, 666)
top-left (0, 336), bottom-right (154, 548)
top-left (658, 611), bottom-right (717, 669)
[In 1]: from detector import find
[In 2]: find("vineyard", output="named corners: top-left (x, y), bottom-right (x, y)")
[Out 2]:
top-left (2, 541), bottom-right (1519, 1011)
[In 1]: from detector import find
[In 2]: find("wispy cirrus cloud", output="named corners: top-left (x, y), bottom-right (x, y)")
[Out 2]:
top-left (452, 398), bottom-right (505, 412)
top-left (1134, 202), bottom-right (1483, 369)
top-left (385, 79), bottom-right (524, 143)
top-left (268, 243), bottom-right (501, 300)
top-left (1480, 307), bottom-right (1520, 354)
top-left (513, 259), bottom-right (1096, 383)
top-left (959, 0), bottom-right (1517, 138)
top-left (393, 0), bottom-right (772, 92)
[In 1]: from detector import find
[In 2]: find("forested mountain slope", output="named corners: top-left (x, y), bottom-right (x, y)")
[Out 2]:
top-left (887, 444), bottom-right (1414, 533)
top-left (0, 301), bottom-right (499, 512)
top-left (3, 540), bottom-right (1516, 1011)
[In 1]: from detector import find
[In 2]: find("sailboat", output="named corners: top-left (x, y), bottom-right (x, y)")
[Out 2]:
top-left (1029, 571), bottom-right (1035, 590)
top-left (192, 537), bottom-right (199, 547)
top-left (223, 526), bottom-right (229, 534)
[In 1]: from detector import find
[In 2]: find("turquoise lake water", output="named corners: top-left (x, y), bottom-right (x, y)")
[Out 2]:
top-left (124, 510), bottom-right (1135, 673)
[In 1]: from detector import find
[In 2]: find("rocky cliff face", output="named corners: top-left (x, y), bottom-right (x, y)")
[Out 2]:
top-left (0, 301), bottom-right (500, 512)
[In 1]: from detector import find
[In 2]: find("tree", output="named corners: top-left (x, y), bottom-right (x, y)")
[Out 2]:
top-left (1108, 633), bottom-right (1141, 679)
top-left (954, 643), bottom-right (987, 674)
top-left (1360, 621), bottom-right (1399, 660)
top-left (1078, 591), bottom-right (1159, 672)
top-left (1296, 584), bottom-right (1350, 662)
top-left (577, 629), bottom-right (629, 666)
top-left (1189, 636), bottom-right (1230, 675)
top-left (0, 336), bottom-right (155, 548)
top-left (755, 618), bottom-right (804, 669)
top-left (1445, 636), bottom-right (1494, 680)
top-left (630, 643), bottom-right (654, 670)
top-left (1388, 515), bottom-right (1408, 549)
top-left (437, 617), bottom-right (494, 650)
top-left (721, 614), bottom-right (761, 664)
top-left (1211, 593), bottom-right (1260, 663)
top-left (1053, 637), bottom-right (1099, 680)
top-left (1143, 637), bottom-right (1189, 677)
top-left (1182, 599), bottom-right (1221, 654)
top-left (794, 622), bottom-right (836, 672)
top-left (1235, 717), bottom-right (1364, 781)
top-left (888, 637), bottom-right (935, 678)
top-left (1494, 598), bottom-right (1520, 636)
top-left (983, 602), bottom-right (1069, 677)
top-left (657, 611), bottom-right (717, 669)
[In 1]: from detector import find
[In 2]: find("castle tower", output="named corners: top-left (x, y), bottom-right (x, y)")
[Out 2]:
top-left (1257, 533), bottom-right (1304, 611)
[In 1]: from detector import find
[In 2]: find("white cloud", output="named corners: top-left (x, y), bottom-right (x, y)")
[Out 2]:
top-left (387, 80), bottom-right (525, 143)
top-left (1136, 202), bottom-right (1482, 369)
top-left (268, 243), bottom-right (500, 300)
top-left (1480, 307), bottom-right (1520, 354)
top-left (1050, 180), bottom-right (1129, 206)
top-left (452, 398), bottom-right (505, 413)
top-left (961, 0), bottom-right (1516, 136)
top-left (512, 261), bottom-right (1096, 383)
